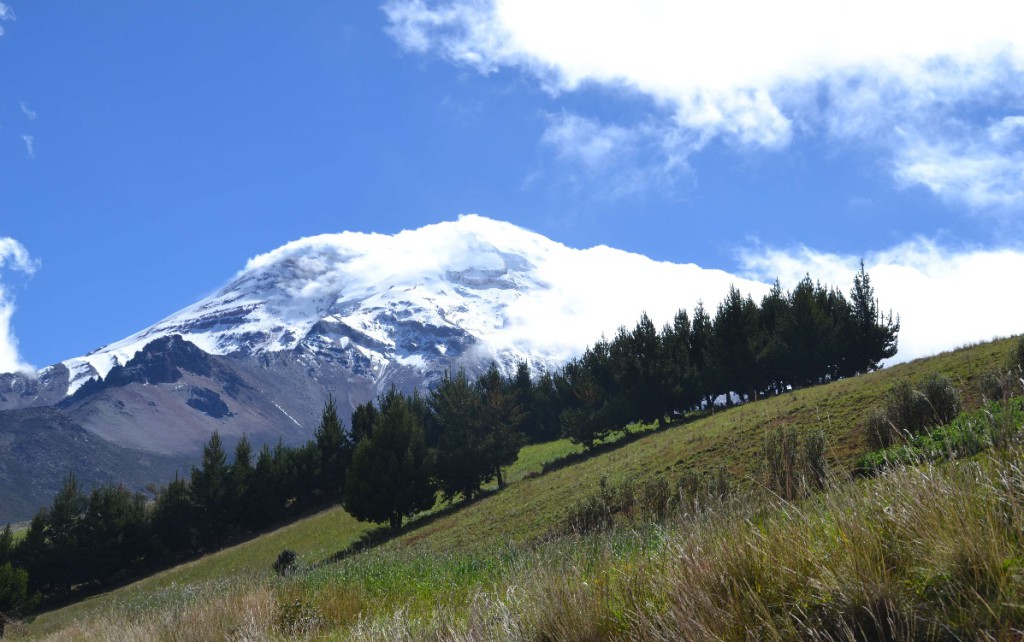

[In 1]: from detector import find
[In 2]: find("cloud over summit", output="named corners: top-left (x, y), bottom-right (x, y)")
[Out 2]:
top-left (0, 237), bottom-right (38, 373)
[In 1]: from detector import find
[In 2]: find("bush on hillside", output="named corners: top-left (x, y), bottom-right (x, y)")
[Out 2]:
top-left (561, 471), bottom-right (733, 534)
top-left (920, 373), bottom-right (961, 426)
top-left (272, 549), bottom-right (298, 577)
top-left (762, 427), bottom-right (829, 500)
top-left (863, 374), bottom-right (962, 450)
top-left (864, 407), bottom-right (896, 451)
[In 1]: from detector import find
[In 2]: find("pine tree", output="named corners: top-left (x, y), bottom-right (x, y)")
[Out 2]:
top-left (848, 261), bottom-right (899, 373)
top-left (313, 396), bottom-right (349, 501)
top-left (150, 473), bottom-right (194, 556)
top-left (661, 309), bottom-right (698, 415)
top-left (476, 364), bottom-right (526, 489)
top-left (229, 435), bottom-right (254, 524)
top-left (689, 302), bottom-right (718, 408)
top-left (511, 361), bottom-right (543, 442)
top-left (786, 276), bottom-right (832, 387)
top-left (13, 510), bottom-right (50, 594)
top-left (429, 369), bottom-right (491, 502)
top-left (559, 359), bottom-right (614, 449)
top-left (246, 445), bottom-right (282, 527)
top-left (77, 485), bottom-right (147, 585)
top-left (344, 387), bottom-right (435, 531)
top-left (46, 474), bottom-right (87, 593)
top-left (530, 371), bottom-right (561, 442)
top-left (190, 432), bottom-right (230, 548)
top-left (713, 287), bottom-right (760, 403)
top-left (350, 401), bottom-right (377, 445)
top-left (757, 281), bottom-right (790, 395)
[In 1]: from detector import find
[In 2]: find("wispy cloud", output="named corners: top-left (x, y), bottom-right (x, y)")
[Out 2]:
top-left (21, 134), bottom-right (34, 158)
top-left (384, 0), bottom-right (1024, 208)
top-left (0, 2), bottom-right (14, 36)
top-left (738, 239), bottom-right (1024, 363)
top-left (0, 236), bottom-right (39, 373)
top-left (19, 101), bottom-right (36, 121)
top-left (893, 120), bottom-right (1024, 209)
top-left (538, 112), bottom-right (696, 198)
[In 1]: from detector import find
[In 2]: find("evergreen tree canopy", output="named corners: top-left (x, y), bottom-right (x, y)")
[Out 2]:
top-left (313, 396), bottom-right (350, 500)
top-left (344, 387), bottom-right (435, 531)
top-left (428, 368), bottom-right (491, 502)
top-left (190, 432), bottom-right (230, 548)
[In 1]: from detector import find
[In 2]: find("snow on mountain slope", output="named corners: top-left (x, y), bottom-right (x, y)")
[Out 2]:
top-left (61, 215), bottom-right (770, 395)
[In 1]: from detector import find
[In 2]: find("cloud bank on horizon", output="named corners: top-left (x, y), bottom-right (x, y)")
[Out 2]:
top-left (741, 241), bottom-right (1024, 364)
top-left (385, 0), bottom-right (1024, 210)
top-left (0, 237), bottom-right (38, 373)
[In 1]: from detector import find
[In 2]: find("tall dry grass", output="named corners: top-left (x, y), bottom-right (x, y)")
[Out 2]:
top-left (18, 450), bottom-right (1024, 641)
top-left (333, 453), bottom-right (1024, 641)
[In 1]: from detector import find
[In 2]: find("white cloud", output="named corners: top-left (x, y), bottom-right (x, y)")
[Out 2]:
top-left (19, 101), bottom-right (36, 121)
top-left (739, 240), bottom-right (1024, 364)
top-left (0, 237), bottom-right (39, 373)
top-left (21, 134), bottom-right (34, 158)
top-left (890, 116), bottom-right (1024, 209)
top-left (538, 113), bottom-right (695, 197)
top-left (541, 113), bottom-right (635, 170)
top-left (384, 0), bottom-right (1024, 207)
top-left (0, 2), bottom-right (13, 36)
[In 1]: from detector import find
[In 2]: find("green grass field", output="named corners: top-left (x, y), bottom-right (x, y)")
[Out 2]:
top-left (12, 335), bottom-right (1021, 641)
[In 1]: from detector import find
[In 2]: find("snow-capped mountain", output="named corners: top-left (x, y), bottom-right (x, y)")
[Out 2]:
top-left (1, 215), bottom-right (768, 521)
top-left (60, 214), bottom-right (761, 397)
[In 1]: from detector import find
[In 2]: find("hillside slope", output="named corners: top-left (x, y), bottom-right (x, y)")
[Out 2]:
top-left (16, 335), bottom-right (1019, 640)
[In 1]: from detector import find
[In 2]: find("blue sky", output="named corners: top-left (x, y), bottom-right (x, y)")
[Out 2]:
top-left (1, 1), bottom-right (1023, 371)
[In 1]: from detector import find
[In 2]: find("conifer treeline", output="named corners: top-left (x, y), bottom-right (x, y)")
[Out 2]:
top-left (1, 408), bottom-right (350, 603)
top-left (529, 264), bottom-right (900, 447)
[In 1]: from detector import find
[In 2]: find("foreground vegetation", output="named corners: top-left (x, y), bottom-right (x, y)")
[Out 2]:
top-left (4, 334), bottom-right (1019, 640)
top-left (13, 418), bottom-right (1024, 640)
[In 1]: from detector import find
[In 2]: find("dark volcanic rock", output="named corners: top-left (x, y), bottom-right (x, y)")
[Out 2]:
top-left (186, 387), bottom-right (232, 418)
top-left (63, 335), bottom-right (214, 405)
top-left (106, 335), bottom-right (213, 384)
top-left (0, 365), bottom-right (71, 411)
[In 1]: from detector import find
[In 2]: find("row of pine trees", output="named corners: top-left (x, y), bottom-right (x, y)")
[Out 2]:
top-left (0, 265), bottom-right (899, 613)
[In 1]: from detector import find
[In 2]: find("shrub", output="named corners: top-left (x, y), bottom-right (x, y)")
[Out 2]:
top-left (802, 429), bottom-right (828, 491)
top-left (761, 427), bottom-right (830, 500)
top-left (563, 476), bottom-right (617, 534)
top-left (762, 426), bottom-right (801, 500)
top-left (637, 475), bottom-right (673, 522)
top-left (273, 549), bottom-right (298, 577)
top-left (871, 375), bottom-right (962, 444)
top-left (885, 379), bottom-right (929, 436)
top-left (864, 407), bottom-right (897, 450)
top-left (979, 369), bottom-right (1010, 402)
top-left (921, 373), bottom-right (961, 426)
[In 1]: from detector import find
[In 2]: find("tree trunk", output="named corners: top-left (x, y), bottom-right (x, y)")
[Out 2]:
top-left (495, 466), bottom-right (505, 489)
top-left (389, 513), bottom-right (402, 532)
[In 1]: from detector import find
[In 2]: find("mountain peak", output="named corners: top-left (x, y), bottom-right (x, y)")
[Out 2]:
top-left (57, 216), bottom-right (767, 397)
top-left (60, 216), bottom-right (556, 394)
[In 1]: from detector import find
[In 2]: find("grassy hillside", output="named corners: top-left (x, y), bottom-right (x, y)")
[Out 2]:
top-left (11, 336), bottom-right (1021, 640)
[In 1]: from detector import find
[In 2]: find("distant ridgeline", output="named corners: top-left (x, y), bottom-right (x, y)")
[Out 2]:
top-left (0, 265), bottom-right (898, 613)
